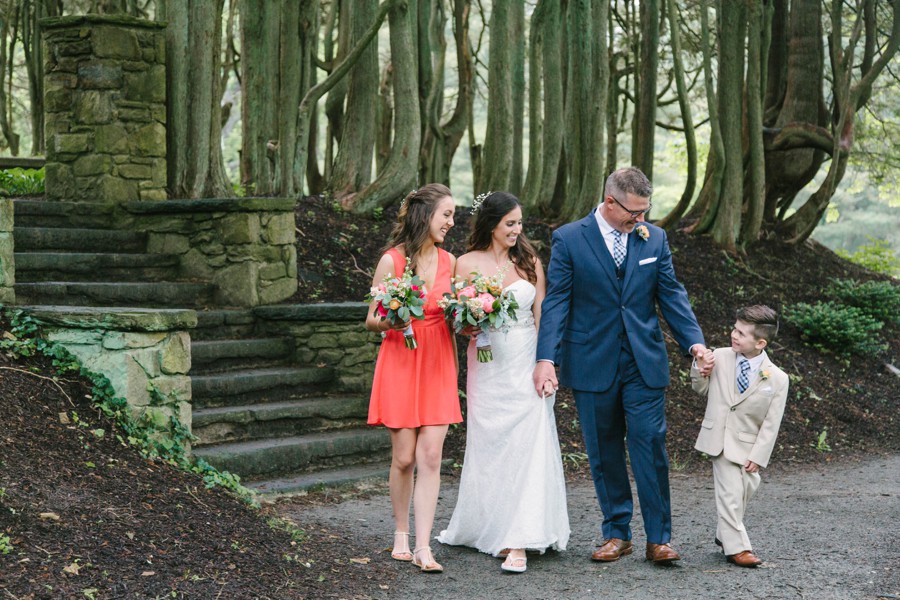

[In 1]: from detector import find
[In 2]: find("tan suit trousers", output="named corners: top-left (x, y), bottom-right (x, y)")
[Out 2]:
top-left (712, 454), bottom-right (761, 555)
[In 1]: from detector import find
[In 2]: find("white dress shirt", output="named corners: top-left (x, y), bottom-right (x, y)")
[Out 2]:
top-left (594, 207), bottom-right (627, 260)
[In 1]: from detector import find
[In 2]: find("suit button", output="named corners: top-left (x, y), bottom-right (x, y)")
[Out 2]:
top-left (730, 407), bottom-right (736, 412)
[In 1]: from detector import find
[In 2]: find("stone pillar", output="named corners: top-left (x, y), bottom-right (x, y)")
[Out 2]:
top-left (42, 15), bottom-right (167, 203)
top-left (0, 198), bottom-right (14, 304)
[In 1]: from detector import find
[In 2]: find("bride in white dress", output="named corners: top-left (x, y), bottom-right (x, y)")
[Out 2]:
top-left (437, 192), bottom-right (569, 573)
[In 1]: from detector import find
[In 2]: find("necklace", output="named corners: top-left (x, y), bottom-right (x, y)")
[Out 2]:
top-left (490, 249), bottom-right (510, 271)
top-left (417, 248), bottom-right (437, 274)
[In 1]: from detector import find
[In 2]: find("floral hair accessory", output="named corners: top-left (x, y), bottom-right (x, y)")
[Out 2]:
top-left (471, 191), bottom-right (492, 214)
top-left (635, 224), bottom-right (649, 241)
top-left (399, 189), bottom-right (417, 209)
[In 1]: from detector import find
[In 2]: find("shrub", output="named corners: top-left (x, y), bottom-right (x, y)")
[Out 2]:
top-left (836, 237), bottom-right (900, 277)
top-left (784, 301), bottom-right (887, 357)
top-left (0, 167), bottom-right (45, 196)
top-left (827, 278), bottom-right (900, 325)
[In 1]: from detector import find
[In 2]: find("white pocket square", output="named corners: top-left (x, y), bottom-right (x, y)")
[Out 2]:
top-left (639, 257), bottom-right (657, 265)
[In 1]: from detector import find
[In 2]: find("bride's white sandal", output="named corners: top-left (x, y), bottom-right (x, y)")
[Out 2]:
top-left (391, 531), bottom-right (413, 562)
top-left (501, 554), bottom-right (527, 573)
top-left (412, 546), bottom-right (444, 573)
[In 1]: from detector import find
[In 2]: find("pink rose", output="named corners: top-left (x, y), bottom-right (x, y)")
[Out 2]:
top-left (458, 285), bottom-right (477, 299)
top-left (479, 293), bottom-right (495, 313)
top-left (411, 285), bottom-right (420, 291)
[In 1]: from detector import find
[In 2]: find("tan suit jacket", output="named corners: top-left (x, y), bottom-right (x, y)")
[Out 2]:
top-left (693, 348), bottom-right (788, 468)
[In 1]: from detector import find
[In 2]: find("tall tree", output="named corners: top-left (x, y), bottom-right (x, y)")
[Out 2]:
top-left (330, 0), bottom-right (379, 198)
top-left (478, 0), bottom-right (515, 193)
top-left (631, 0), bottom-right (658, 179)
top-left (162, 0), bottom-right (232, 198)
top-left (0, 0), bottom-right (20, 155)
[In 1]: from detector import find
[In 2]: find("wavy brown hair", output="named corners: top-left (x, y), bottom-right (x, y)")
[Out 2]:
top-left (383, 183), bottom-right (453, 270)
top-left (467, 191), bottom-right (538, 284)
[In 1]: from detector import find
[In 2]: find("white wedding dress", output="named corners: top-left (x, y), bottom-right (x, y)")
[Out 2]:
top-left (438, 279), bottom-right (570, 555)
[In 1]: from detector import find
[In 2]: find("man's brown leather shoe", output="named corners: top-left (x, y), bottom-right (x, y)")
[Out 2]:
top-left (591, 538), bottom-right (633, 562)
top-left (727, 550), bottom-right (762, 568)
top-left (645, 543), bottom-right (681, 563)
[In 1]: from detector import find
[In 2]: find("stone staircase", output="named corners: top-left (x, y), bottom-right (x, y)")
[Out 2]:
top-left (12, 199), bottom-right (391, 494)
top-left (187, 309), bottom-right (391, 494)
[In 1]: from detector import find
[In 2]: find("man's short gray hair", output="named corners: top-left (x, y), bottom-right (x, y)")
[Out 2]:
top-left (604, 167), bottom-right (653, 200)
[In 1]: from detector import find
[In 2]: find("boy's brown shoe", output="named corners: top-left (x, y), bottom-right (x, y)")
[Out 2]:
top-left (591, 538), bottom-right (633, 562)
top-left (727, 551), bottom-right (763, 568)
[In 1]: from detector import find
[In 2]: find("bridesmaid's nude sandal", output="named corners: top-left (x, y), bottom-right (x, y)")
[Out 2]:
top-left (391, 531), bottom-right (413, 562)
top-left (412, 546), bottom-right (444, 573)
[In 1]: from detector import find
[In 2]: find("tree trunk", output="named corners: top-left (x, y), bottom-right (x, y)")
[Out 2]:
top-left (293, 0), bottom-right (393, 199)
top-left (0, 3), bottom-right (20, 155)
top-left (509, 0), bottom-right (525, 195)
top-left (655, 0), bottom-right (697, 230)
top-left (740, 0), bottom-right (766, 246)
top-left (531, 0), bottom-right (564, 218)
top-left (561, 0), bottom-right (592, 213)
top-left (478, 0), bottom-right (514, 193)
top-left (709, 0), bottom-right (746, 253)
top-left (21, 0), bottom-right (48, 154)
top-left (163, 0), bottom-right (232, 199)
top-left (345, 0), bottom-right (419, 213)
top-left (331, 0), bottom-right (379, 198)
top-left (631, 0), bottom-right (658, 179)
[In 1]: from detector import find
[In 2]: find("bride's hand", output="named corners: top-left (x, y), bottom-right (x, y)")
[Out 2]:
top-left (460, 325), bottom-right (480, 337)
top-left (540, 379), bottom-right (556, 398)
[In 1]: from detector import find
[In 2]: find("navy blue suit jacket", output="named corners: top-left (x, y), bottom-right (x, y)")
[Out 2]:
top-left (536, 214), bottom-right (703, 392)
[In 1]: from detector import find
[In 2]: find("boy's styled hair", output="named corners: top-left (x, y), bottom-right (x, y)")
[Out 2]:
top-left (736, 305), bottom-right (779, 342)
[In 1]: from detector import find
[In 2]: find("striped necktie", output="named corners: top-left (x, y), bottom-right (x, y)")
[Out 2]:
top-left (737, 357), bottom-right (751, 393)
top-left (612, 230), bottom-right (626, 268)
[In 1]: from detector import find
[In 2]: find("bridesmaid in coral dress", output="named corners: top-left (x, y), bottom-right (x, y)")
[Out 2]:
top-left (366, 184), bottom-right (461, 573)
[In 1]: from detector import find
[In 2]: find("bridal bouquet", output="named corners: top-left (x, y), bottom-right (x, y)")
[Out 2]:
top-left (438, 267), bottom-right (519, 362)
top-left (366, 266), bottom-right (427, 349)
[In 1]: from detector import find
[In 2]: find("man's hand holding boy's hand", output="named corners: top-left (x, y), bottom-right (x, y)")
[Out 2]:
top-left (695, 347), bottom-right (715, 377)
top-left (743, 460), bottom-right (760, 473)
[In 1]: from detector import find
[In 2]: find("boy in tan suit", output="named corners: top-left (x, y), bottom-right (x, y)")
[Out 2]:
top-left (692, 305), bottom-right (789, 568)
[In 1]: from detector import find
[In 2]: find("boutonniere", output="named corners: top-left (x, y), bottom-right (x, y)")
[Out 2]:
top-left (760, 370), bottom-right (770, 381)
top-left (635, 224), bottom-right (649, 241)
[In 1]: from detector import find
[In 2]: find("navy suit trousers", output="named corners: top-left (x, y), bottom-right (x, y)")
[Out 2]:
top-left (574, 339), bottom-right (672, 544)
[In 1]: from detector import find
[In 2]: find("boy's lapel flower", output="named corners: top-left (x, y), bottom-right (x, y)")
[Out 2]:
top-left (635, 224), bottom-right (649, 241)
top-left (760, 369), bottom-right (770, 381)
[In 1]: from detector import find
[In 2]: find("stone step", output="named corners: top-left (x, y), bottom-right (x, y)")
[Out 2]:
top-left (14, 252), bottom-right (180, 282)
top-left (190, 366), bottom-right (335, 408)
top-left (192, 309), bottom-right (259, 341)
top-left (191, 396), bottom-right (369, 446)
top-left (13, 227), bottom-right (147, 252)
top-left (247, 460), bottom-right (392, 494)
top-left (13, 199), bottom-right (116, 228)
top-left (192, 427), bottom-right (392, 481)
top-left (190, 337), bottom-right (294, 373)
top-left (14, 281), bottom-right (215, 308)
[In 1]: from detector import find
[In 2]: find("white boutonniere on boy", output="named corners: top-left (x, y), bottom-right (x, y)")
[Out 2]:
top-left (635, 224), bottom-right (649, 241)
top-left (760, 369), bottom-right (770, 381)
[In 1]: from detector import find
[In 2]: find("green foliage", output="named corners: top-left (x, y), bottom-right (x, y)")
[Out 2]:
top-left (0, 533), bottom-right (12, 555)
top-left (784, 301), bottom-right (887, 357)
top-left (827, 279), bottom-right (900, 324)
top-left (0, 167), bottom-right (45, 196)
top-left (811, 428), bottom-right (832, 453)
top-left (0, 307), bottom-right (258, 507)
top-left (835, 237), bottom-right (900, 277)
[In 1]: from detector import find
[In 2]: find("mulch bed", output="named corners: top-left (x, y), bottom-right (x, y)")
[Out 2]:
top-left (1, 194), bottom-right (896, 598)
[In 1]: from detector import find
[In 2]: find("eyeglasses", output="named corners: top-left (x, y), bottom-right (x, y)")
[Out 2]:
top-left (609, 195), bottom-right (652, 218)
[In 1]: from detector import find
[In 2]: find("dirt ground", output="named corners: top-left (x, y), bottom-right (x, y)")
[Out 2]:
top-left (279, 453), bottom-right (900, 600)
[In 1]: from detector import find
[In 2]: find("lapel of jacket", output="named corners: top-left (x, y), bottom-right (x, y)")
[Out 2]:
top-left (579, 215), bottom-right (619, 289)
top-left (621, 226), bottom-right (648, 291)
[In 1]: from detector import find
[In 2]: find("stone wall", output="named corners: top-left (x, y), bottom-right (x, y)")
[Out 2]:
top-left (42, 15), bottom-right (166, 203)
top-left (254, 303), bottom-right (378, 392)
top-left (125, 198), bottom-right (298, 307)
top-left (24, 306), bottom-right (196, 444)
top-left (0, 198), bottom-right (13, 304)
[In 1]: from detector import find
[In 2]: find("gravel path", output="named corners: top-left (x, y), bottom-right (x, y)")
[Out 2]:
top-left (284, 454), bottom-right (899, 599)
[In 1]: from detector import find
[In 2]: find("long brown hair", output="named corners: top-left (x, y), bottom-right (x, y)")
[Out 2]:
top-left (383, 183), bottom-right (452, 270)
top-left (467, 191), bottom-right (538, 284)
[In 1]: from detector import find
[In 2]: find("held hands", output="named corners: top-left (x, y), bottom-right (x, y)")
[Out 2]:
top-left (694, 345), bottom-right (715, 377)
top-left (743, 460), bottom-right (760, 474)
top-left (533, 361), bottom-right (559, 397)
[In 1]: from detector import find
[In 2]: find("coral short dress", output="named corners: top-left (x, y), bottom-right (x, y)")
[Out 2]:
top-left (368, 248), bottom-right (461, 429)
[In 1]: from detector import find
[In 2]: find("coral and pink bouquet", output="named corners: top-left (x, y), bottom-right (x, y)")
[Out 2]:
top-left (366, 266), bottom-right (427, 349)
top-left (438, 267), bottom-right (519, 362)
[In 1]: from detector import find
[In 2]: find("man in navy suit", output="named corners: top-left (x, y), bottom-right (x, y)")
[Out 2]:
top-left (534, 167), bottom-right (713, 564)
